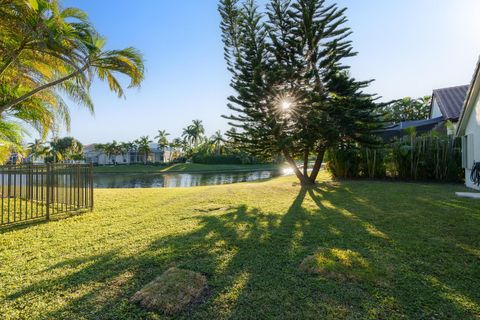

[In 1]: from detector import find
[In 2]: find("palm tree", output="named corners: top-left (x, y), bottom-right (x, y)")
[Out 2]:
top-left (27, 139), bottom-right (48, 162)
top-left (210, 131), bottom-right (224, 155)
top-left (135, 136), bottom-right (152, 164)
top-left (0, 0), bottom-right (145, 154)
top-left (104, 141), bottom-right (122, 164)
top-left (155, 130), bottom-right (170, 150)
top-left (119, 142), bottom-right (134, 163)
top-left (182, 120), bottom-right (205, 149)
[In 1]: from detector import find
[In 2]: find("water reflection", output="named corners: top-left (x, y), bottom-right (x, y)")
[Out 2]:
top-left (94, 170), bottom-right (282, 188)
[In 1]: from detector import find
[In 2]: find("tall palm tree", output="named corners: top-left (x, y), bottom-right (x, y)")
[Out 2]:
top-left (119, 141), bottom-right (134, 163)
top-left (182, 119), bottom-right (205, 148)
top-left (155, 130), bottom-right (170, 150)
top-left (104, 141), bottom-right (122, 164)
top-left (0, 0), bottom-right (145, 155)
top-left (27, 139), bottom-right (48, 162)
top-left (135, 136), bottom-right (152, 164)
top-left (210, 131), bottom-right (224, 155)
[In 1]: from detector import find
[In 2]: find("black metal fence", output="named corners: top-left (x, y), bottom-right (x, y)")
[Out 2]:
top-left (0, 164), bottom-right (94, 226)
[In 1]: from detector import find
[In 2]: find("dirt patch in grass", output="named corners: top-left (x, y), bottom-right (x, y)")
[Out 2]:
top-left (300, 248), bottom-right (372, 282)
top-left (130, 267), bottom-right (208, 315)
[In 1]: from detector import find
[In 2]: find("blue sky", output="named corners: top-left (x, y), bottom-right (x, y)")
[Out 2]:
top-left (60, 0), bottom-right (480, 144)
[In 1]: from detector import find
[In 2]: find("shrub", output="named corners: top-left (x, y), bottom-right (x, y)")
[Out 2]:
top-left (191, 153), bottom-right (260, 165)
top-left (327, 133), bottom-right (463, 182)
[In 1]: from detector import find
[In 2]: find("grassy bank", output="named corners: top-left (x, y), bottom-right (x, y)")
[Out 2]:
top-left (1, 173), bottom-right (479, 319)
top-left (93, 163), bottom-right (282, 174)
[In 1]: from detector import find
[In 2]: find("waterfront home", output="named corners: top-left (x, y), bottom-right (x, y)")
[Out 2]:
top-left (84, 143), bottom-right (172, 165)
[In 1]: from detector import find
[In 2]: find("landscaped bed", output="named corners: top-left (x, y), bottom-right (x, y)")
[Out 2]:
top-left (1, 173), bottom-right (479, 319)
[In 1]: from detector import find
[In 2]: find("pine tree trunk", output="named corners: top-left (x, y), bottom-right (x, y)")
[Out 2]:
top-left (283, 150), bottom-right (312, 186)
top-left (303, 148), bottom-right (309, 177)
top-left (308, 148), bottom-right (326, 184)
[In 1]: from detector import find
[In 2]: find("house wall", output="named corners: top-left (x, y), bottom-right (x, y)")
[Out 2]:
top-left (464, 90), bottom-right (480, 190)
top-left (431, 98), bottom-right (443, 118)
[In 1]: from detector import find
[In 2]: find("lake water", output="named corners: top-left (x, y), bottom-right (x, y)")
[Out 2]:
top-left (94, 170), bottom-right (283, 188)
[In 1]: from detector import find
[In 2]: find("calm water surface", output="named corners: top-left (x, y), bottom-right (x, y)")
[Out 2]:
top-left (94, 170), bottom-right (284, 188)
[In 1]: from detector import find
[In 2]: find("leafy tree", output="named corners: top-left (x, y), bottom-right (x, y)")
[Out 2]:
top-left (0, 0), bottom-right (145, 154)
top-left (135, 136), bottom-right (152, 164)
top-left (27, 139), bottom-right (48, 160)
top-left (219, 0), bottom-right (382, 185)
top-left (48, 136), bottom-right (83, 162)
top-left (182, 120), bottom-right (205, 149)
top-left (155, 130), bottom-right (170, 150)
top-left (210, 131), bottom-right (225, 155)
top-left (382, 96), bottom-right (431, 122)
top-left (119, 141), bottom-right (135, 162)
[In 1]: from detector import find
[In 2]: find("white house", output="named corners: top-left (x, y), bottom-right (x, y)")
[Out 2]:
top-left (456, 57), bottom-right (480, 190)
top-left (84, 143), bottom-right (172, 165)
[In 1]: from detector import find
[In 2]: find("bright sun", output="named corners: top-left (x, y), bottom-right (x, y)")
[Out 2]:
top-left (281, 100), bottom-right (292, 110)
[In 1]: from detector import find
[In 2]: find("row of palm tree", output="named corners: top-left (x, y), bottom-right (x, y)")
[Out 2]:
top-left (95, 136), bottom-right (152, 164)
top-left (0, 0), bottom-right (144, 162)
top-left (94, 120), bottom-right (229, 164)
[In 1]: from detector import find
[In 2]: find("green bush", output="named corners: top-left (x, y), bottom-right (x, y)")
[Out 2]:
top-left (327, 133), bottom-right (463, 182)
top-left (191, 153), bottom-right (259, 165)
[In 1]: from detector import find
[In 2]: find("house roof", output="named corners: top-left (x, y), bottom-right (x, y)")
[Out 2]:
top-left (432, 85), bottom-right (469, 121)
top-left (376, 117), bottom-right (444, 141)
top-left (457, 56), bottom-right (480, 136)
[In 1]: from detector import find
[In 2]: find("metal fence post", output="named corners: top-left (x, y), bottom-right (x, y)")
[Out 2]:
top-left (90, 163), bottom-right (94, 211)
top-left (46, 164), bottom-right (50, 221)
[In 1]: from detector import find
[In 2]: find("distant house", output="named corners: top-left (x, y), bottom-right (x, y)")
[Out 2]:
top-left (430, 85), bottom-right (469, 134)
top-left (6, 152), bottom-right (24, 164)
top-left (24, 154), bottom-right (45, 164)
top-left (456, 58), bottom-right (480, 190)
top-left (84, 143), bottom-right (172, 165)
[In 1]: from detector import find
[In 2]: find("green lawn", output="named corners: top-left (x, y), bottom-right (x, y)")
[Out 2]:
top-left (1, 174), bottom-right (479, 319)
top-left (93, 163), bottom-right (282, 174)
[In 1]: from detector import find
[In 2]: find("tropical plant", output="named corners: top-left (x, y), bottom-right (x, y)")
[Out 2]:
top-left (27, 139), bottom-right (48, 161)
top-left (48, 136), bottom-right (83, 162)
top-left (119, 141), bottom-right (134, 162)
top-left (135, 136), bottom-right (152, 164)
top-left (155, 130), bottom-right (170, 150)
top-left (0, 0), bottom-right (145, 152)
top-left (182, 120), bottom-right (205, 149)
top-left (382, 96), bottom-right (432, 122)
top-left (210, 131), bottom-right (225, 155)
top-left (219, 0), bottom-right (383, 185)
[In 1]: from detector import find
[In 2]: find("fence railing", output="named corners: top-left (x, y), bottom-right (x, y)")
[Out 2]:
top-left (0, 163), bottom-right (94, 227)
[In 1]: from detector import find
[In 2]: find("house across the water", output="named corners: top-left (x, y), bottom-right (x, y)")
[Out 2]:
top-left (457, 57), bottom-right (480, 190)
top-left (84, 143), bottom-right (172, 165)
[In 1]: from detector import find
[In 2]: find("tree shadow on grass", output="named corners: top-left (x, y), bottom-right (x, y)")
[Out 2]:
top-left (6, 181), bottom-right (480, 319)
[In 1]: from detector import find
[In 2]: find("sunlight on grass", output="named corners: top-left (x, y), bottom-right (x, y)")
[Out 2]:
top-left (425, 275), bottom-right (479, 313)
top-left (1, 175), bottom-right (479, 319)
top-left (300, 248), bottom-right (371, 282)
top-left (213, 271), bottom-right (250, 318)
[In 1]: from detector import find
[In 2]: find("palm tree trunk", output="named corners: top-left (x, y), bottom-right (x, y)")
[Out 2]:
top-left (0, 64), bottom-right (88, 113)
